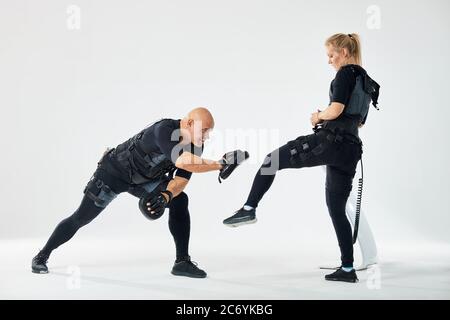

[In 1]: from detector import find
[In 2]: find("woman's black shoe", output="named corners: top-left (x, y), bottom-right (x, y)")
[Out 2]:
top-left (325, 268), bottom-right (358, 283)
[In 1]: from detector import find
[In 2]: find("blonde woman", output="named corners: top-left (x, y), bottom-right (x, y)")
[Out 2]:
top-left (224, 33), bottom-right (380, 283)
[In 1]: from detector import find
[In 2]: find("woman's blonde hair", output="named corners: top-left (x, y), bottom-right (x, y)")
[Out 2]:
top-left (325, 33), bottom-right (362, 66)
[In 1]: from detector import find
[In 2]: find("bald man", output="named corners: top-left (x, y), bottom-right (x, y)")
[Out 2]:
top-left (32, 108), bottom-right (245, 278)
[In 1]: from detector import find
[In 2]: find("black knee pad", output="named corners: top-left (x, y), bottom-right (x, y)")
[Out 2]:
top-left (170, 192), bottom-right (189, 209)
top-left (169, 193), bottom-right (190, 224)
top-left (84, 176), bottom-right (118, 208)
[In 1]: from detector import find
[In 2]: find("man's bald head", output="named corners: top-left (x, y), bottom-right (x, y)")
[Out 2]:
top-left (186, 107), bottom-right (215, 129)
top-left (180, 107), bottom-right (215, 147)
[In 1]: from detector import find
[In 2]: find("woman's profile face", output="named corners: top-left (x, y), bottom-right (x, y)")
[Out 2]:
top-left (326, 44), bottom-right (348, 71)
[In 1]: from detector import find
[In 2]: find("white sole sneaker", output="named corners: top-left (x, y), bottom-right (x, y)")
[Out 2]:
top-left (32, 269), bottom-right (49, 274)
top-left (225, 218), bottom-right (257, 228)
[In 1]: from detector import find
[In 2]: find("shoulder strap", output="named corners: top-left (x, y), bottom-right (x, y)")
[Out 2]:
top-left (351, 65), bottom-right (381, 111)
top-left (363, 74), bottom-right (381, 110)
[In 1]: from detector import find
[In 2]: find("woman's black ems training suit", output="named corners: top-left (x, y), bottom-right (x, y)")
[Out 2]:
top-left (41, 119), bottom-right (202, 262)
top-left (244, 65), bottom-right (379, 268)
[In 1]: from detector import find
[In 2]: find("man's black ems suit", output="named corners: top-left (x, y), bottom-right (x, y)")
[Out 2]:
top-left (32, 119), bottom-right (248, 278)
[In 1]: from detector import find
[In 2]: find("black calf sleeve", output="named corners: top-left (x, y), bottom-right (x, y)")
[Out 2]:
top-left (168, 192), bottom-right (191, 259)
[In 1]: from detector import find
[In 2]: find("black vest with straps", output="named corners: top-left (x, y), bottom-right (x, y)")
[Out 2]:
top-left (111, 123), bottom-right (177, 185)
top-left (322, 65), bottom-right (380, 138)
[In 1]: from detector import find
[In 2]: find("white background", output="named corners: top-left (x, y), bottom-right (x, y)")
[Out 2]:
top-left (0, 0), bottom-right (449, 299)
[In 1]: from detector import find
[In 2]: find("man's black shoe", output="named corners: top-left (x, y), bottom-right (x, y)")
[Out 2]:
top-left (32, 251), bottom-right (49, 274)
top-left (171, 257), bottom-right (207, 279)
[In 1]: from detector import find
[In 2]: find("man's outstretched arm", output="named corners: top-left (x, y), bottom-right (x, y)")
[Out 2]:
top-left (175, 152), bottom-right (222, 173)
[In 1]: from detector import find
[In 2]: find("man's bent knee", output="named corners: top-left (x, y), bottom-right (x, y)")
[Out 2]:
top-left (170, 192), bottom-right (189, 209)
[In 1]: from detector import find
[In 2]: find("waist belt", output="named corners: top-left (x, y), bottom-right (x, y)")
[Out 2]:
top-left (316, 126), bottom-right (362, 145)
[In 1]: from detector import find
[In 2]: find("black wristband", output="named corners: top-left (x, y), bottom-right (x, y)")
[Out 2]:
top-left (161, 190), bottom-right (173, 204)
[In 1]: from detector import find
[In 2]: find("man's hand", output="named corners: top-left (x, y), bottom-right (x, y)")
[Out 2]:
top-left (139, 190), bottom-right (173, 220)
top-left (310, 109), bottom-right (323, 127)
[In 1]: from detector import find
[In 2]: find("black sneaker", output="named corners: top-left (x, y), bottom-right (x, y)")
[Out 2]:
top-left (32, 251), bottom-right (49, 274)
top-left (325, 268), bottom-right (358, 283)
top-left (223, 207), bottom-right (257, 227)
top-left (171, 257), bottom-right (207, 279)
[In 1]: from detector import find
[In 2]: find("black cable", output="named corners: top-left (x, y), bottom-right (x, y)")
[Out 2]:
top-left (352, 154), bottom-right (363, 244)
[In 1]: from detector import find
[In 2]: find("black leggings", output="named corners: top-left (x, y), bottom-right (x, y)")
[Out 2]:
top-left (245, 130), bottom-right (362, 267)
top-left (42, 163), bottom-right (191, 261)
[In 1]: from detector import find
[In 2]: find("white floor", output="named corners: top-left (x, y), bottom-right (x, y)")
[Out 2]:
top-left (1, 236), bottom-right (449, 300)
